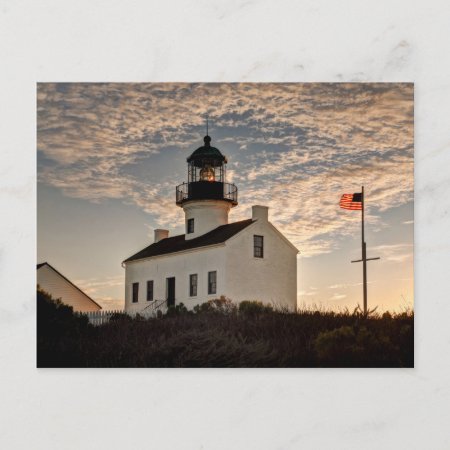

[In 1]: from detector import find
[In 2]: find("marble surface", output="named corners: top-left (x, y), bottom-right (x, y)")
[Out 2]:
top-left (1, 0), bottom-right (450, 449)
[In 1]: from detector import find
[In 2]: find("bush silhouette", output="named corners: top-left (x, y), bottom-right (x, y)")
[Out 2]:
top-left (193, 297), bottom-right (236, 315)
top-left (109, 312), bottom-right (132, 322)
top-left (37, 290), bottom-right (414, 368)
top-left (166, 302), bottom-right (190, 316)
top-left (314, 325), bottom-right (398, 367)
top-left (238, 300), bottom-right (273, 316)
top-left (37, 288), bottom-right (90, 367)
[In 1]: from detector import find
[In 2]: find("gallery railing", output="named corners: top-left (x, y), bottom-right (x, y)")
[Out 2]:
top-left (176, 181), bottom-right (238, 205)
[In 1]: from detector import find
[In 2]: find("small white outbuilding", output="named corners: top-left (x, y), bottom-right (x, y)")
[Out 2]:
top-left (37, 262), bottom-right (102, 312)
top-left (123, 135), bottom-right (298, 313)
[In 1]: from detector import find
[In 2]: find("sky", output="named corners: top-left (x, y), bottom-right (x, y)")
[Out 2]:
top-left (37, 83), bottom-right (414, 312)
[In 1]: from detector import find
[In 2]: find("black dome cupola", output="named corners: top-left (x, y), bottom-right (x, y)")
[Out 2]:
top-left (187, 135), bottom-right (227, 168)
top-left (176, 135), bottom-right (238, 206)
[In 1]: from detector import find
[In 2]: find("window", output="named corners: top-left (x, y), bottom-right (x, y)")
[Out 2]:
top-left (189, 274), bottom-right (198, 297)
top-left (187, 218), bottom-right (194, 234)
top-left (254, 235), bottom-right (264, 258)
top-left (132, 282), bottom-right (139, 303)
top-left (147, 280), bottom-right (154, 301)
top-left (208, 271), bottom-right (217, 295)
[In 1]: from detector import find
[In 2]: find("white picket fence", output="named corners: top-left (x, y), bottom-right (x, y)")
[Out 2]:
top-left (85, 299), bottom-right (169, 326)
top-left (85, 309), bottom-right (125, 326)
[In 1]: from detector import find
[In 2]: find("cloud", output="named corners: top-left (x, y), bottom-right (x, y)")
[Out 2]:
top-left (329, 282), bottom-right (362, 289)
top-left (330, 293), bottom-right (347, 301)
top-left (370, 243), bottom-right (413, 263)
top-left (298, 290), bottom-right (315, 297)
top-left (73, 275), bottom-right (123, 296)
top-left (37, 83), bottom-right (413, 257)
top-left (73, 275), bottom-right (124, 310)
top-left (95, 297), bottom-right (124, 310)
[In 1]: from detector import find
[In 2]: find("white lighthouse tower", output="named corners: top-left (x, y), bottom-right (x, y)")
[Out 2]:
top-left (175, 134), bottom-right (238, 240)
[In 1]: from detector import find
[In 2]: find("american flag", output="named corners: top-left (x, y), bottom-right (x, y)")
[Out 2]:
top-left (340, 193), bottom-right (362, 210)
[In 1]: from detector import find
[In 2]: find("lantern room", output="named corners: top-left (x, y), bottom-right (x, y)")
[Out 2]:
top-left (187, 135), bottom-right (226, 183)
top-left (176, 135), bottom-right (238, 206)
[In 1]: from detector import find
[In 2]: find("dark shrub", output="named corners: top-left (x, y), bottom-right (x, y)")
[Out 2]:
top-left (238, 300), bottom-right (273, 316)
top-left (37, 288), bottom-right (89, 336)
top-left (166, 302), bottom-right (190, 317)
top-left (193, 297), bottom-right (236, 315)
top-left (37, 290), bottom-right (414, 368)
top-left (109, 312), bottom-right (133, 322)
top-left (314, 325), bottom-right (399, 367)
top-left (37, 288), bottom-right (90, 367)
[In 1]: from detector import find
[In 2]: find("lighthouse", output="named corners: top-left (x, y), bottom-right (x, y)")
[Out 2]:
top-left (123, 133), bottom-right (299, 313)
top-left (176, 134), bottom-right (238, 240)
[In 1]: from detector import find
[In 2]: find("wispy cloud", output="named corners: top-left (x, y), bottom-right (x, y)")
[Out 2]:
top-left (371, 243), bottom-right (413, 263)
top-left (73, 275), bottom-right (124, 309)
top-left (38, 83), bottom-right (413, 256)
top-left (73, 275), bottom-right (123, 296)
top-left (329, 282), bottom-right (361, 289)
top-left (330, 293), bottom-right (347, 301)
top-left (95, 297), bottom-right (124, 310)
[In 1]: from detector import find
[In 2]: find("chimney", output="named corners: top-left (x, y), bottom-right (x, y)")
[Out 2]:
top-left (252, 205), bottom-right (269, 221)
top-left (154, 229), bottom-right (169, 243)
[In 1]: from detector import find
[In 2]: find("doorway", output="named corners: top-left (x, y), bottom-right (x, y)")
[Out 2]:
top-left (166, 277), bottom-right (175, 307)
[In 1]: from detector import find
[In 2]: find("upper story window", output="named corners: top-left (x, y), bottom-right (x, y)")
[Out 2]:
top-left (187, 218), bottom-right (194, 234)
top-left (208, 271), bottom-right (217, 295)
top-left (132, 282), bottom-right (139, 303)
top-left (189, 274), bottom-right (198, 297)
top-left (147, 280), bottom-right (154, 301)
top-left (254, 235), bottom-right (264, 258)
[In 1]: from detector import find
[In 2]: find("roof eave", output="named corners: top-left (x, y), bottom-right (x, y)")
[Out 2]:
top-left (122, 242), bottom-right (226, 265)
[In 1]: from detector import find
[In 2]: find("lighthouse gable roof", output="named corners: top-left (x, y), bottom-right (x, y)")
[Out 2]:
top-left (123, 219), bottom-right (254, 263)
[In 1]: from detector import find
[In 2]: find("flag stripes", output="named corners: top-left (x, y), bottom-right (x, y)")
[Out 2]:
top-left (340, 193), bottom-right (362, 210)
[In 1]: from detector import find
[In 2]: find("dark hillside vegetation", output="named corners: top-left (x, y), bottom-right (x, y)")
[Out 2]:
top-left (37, 292), bottom-right (414, 368)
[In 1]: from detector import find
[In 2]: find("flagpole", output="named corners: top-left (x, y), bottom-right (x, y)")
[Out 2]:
top-left (347, 186), bottom-right (379, 314)
top-left (362, 185), bottom-right (367, 315)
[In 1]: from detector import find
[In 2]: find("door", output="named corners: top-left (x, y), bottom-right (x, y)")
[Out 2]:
top-left (166, 277), bottom-right (175, 307)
